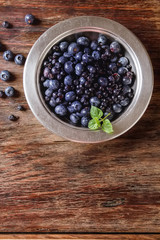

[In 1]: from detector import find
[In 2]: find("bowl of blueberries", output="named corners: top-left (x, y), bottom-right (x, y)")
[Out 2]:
top-left (23, 16), bottom-right (153, 143)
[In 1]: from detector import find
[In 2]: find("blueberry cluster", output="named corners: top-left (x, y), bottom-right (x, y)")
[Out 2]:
top-left (40, 34), bottom-right (135, 127)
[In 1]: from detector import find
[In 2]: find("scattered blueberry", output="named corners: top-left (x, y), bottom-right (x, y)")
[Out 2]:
top-left (8, 114), bottom-right (19, 121)
top-left (3, 50), bottom-right (14, 61)
top-left (2, 21), bottom-right (10, 28)
top-left (5, 86), bottom-right (15, 97)
top-left (0, 90), bottom-right (5, 98)
top-left (14, 54), bottom-right (25, 65)
top-left (17, 105), bottom-right (25, 111)
top-left (25, 14), bottom-right (35, 25)
top-left (0, 70), bottom-right (11, 81)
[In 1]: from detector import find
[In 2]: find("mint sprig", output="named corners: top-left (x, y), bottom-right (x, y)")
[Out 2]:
top-left (88, 106), bottom-right (114, 134)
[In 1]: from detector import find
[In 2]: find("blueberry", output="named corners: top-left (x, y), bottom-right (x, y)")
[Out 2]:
top-left (51, 67), bottom-right (58, 75)
top-left (90, 40), bottom-right (98, 50)
top-left (82, 53), bottom-right (92, 63)
top-left (49, 80), bottom-right (59, 90)
top-left (113, 103), bottom-right (122, 113)
top-left (90, 96), bottom-right (100, 107)
top-left (0, 90), bottom-right (5, 98)
top-left (17, 105), bottom-right (25, 111)
top-left (68, 42), bottom-right (80, 55)
top-left (118, 57), bottom-right (129, 66)
top-left (58, 56), bottom-right (67, 64)
top-left (110, 41), bottom-right (121, 53)
top-left (120, 97), bottom-right (130, 106)
top-left (43, 67), bottom-right (50, 78)
top-left (64, 61), bottom-right (74, 73)
top-left (108, 63), bottom-right (117, 72)
top-left (123, 85), bottom-right (131, 95)
top-left (0, 70), bottom-right (11, 81)
top-left (65, 91), bottom-right (76, 102)
top-left (3, 50), bottom-right (14, 61)
top-left (98, 77), bottom-right (108, 87)
top-left (49, 97), bottom-right (56, 107)
top-left (98, 34), bottom-right (107, 45)
top-left (8, 114), bottom-right (18, 121)
top-left (104, 110), bottom-right (115, 121)
top-left (75, 51), bottom-right (83, 61)
top-left (45, 88), bottom-right (53, 97)
top-left (64, 75), bottom-right (72, 86)
top-left (55, 104), bottom-right (67, 116)
top-left (122, 76), bottom-right (132, 85)
top-left (84, 47), bottom-right (91, 54)
top-left (118, 67), bottom-right (128, 75)
top-left (25, 14), bottom-right (35, 24)
top-left (92, 50), bottom-right (101, 60)
top-left (87, 65), bottom-right (96, 74)
top-left (5, 86), bottom-right (15, 97)
top-left (79, 76), bottom-right (86, 85)
top-left (14, 54), bottom-right (25, 65)
top-left (75, 63), bottom-right (84, 76)
top-left (59, 41), bottom-right (68, 52)
top-left (2, 21), bottom-right (10, 28)
top-left (63, 52), bottom-right (72, 58)
top-left (71, 101), bottom-right (82, 112)
top-left (70, 113), bottom-right (80, 124)
top-left (77, 36), bottom-right (89, 46)
top-left (110, 54), bottom-right (118, 62)
top-left (80, 107), bottom-right (90, 117)
top-left (67, 105), bottom-right (75, 113)
top-left (81, 116), bottom-right (89, 127)
top-left (43, 79), bottom-right (50, 88)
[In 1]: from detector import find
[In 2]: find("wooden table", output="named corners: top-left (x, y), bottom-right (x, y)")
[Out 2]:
top-left (0, 0), bottom-right (160, 239)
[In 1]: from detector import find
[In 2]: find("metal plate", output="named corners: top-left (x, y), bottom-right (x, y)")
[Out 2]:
top-left (23, 16), bottom-right (153, 143)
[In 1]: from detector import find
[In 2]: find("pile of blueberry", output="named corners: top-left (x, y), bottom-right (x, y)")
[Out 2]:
top-left (40, 33), bottom-right (135, 127)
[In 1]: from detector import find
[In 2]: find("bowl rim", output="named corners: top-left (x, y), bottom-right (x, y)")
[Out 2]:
top-left (23, 16), bottom-right (154, 143)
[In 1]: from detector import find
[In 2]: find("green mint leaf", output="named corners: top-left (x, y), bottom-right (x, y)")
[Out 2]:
top-left (90, 106), bottom-right (103, 119)
top-left (88, 118), bottom-right (101, 130)
top-left (101, 119), bottom-right (114, 134)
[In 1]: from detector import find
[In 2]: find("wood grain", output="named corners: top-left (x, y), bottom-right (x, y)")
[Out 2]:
top-left (0, 234), bottom-right (160, 240)
top-left (0, 0), bottom-right (160, 233)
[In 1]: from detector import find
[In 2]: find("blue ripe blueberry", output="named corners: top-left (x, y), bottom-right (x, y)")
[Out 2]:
top-left (49, 97), bottom-right (56, 107)
top-left (63, 52), bottom-right (72, 58)
top-left (64, 75), bottom-right (72, 86)
top-left (77, 36), bottom-right (89, 46)
top-left (67, 105), bottom-right (75, 113)
top-left (118, 57), bottom-right (129, 66)
top-left (108, 63), bottom-right (117, 72)
top-left (59, 41), bottom-right (68, 52)
top-left (120, 97), bottom-right (130, 107)
top-left (43, 79), bottom-right (50, 88)
top-left (43, 67), bottom-right (50, 78)
top-left (90, 96), bottom-right (100, 107)
top-left (58, 56), bottom-right (67, 64)
top-left (81, 116), bottom-right (89, 127)
top-left (75, 51), bottom-right (83, 61)
top-left (55, 104), bottom-right (67, 116)
top-left (3, 50), bottom-right (14, 61)
top-left (80, 107), bottom-right (90, 117)
top-left (110, 41), bottom-right (121, 53)
top-left (98, 77), bottom-right (108, 87)
top-left (87, 65), bottom-right (96, 74)
top-left (122, 76), bottom-right (132, 85)
top-left (68, 42), bottom-right (80, 55)
top-left (84, 47), bottom-right (91, 54)
top-left (118, 67), bottom-right (128, 75)
top-left (65, 91), bottom-right (76, 102)
top-left (0, 90), bottom-right (5, 98)
top-left (79, 76), bottom-right (86, 85)
top-left (104, 110), bottom-right (115, 121)
top-left (113, 103), bottom-right (122, 113)
top-left (70, 113), bottom-right (80, 124)
top-left (25, 14), bottom-right (35, 24)
top-left (71, 101), bottom-right (82, 112)
top-left (75, 63), bottom-right (84, 76)
top-left (0, 70), bottom-right (11, 81)
top-left (64, 61), bottom-right (74, 73)
top-left (49, 80), bottom-right (59, 90)
top-left (14, 54), bottom-right (25, 65)
top-left (51, 66), bottom-right (58, 75)
top-left (92, 50), bottom-right (101, 60)
top-left (45, 88), bottom-right (53, 97)
top-left (82, 53), bottom-right (92, 63)
top-left (90, 40), bottom-right (98, 50)
top-left (98, 34), bottom-right (107, 45)
top-left (2, 21), bottom-right (10, 28)
top-left (123, 85), bottom-right (131, 95)
top-left (5, 86), bottom-right (15, 97)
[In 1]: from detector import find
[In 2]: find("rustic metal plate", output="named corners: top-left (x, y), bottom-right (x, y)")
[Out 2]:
top-left (23, 16), bottom-right (153, 143)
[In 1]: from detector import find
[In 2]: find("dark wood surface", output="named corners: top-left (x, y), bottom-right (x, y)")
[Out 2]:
top-left (0, 0), bottom-right (160, 235)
